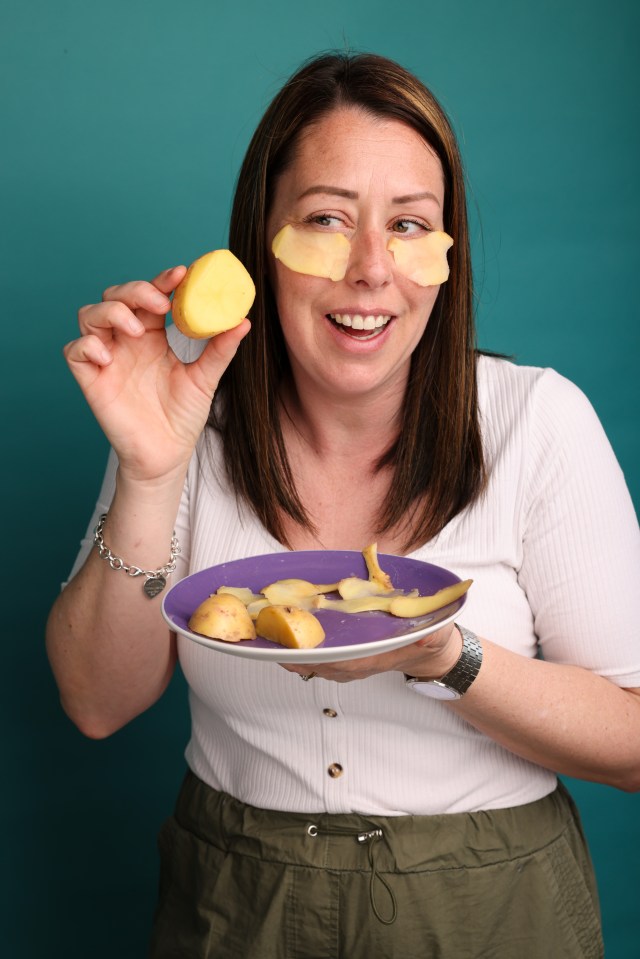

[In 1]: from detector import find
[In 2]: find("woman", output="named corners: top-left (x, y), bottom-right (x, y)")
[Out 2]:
top-left (47, 53), bottom-right (640, 957)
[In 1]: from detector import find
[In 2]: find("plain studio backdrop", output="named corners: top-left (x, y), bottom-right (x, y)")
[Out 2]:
top-left (2, 1), bottom-right (638, 956)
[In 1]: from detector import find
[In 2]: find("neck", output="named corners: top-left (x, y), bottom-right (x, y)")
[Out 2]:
top-left (279, 373), bottom-right (405, 461)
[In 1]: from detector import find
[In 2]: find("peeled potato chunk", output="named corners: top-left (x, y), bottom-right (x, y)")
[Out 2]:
top-left (255, 605), bottom-right (326, 650)
top-left (188, 593), bottom-right (257, 642)
top-left (172, 249), bottom-right (255, 338)
top-left (272, 225), bottom-right (351, 281)
top-left (387, 231), bottom-right (453, 286)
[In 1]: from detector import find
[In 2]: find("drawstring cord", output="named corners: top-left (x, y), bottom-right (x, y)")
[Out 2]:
top-left (362, 831), bottom-right (398, 925)
top-left (306, 822), bottom-right (398, 925)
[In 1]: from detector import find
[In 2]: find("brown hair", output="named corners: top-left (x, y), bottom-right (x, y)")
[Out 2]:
top-left (211, 51), bottom-right (486, 551)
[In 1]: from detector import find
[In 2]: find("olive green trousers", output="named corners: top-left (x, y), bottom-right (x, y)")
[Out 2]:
top-left (149, 771), bottom-right (603, 958)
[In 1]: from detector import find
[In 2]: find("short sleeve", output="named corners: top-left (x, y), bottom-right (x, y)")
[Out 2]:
top-left (518, 369), bottom-right (640, 686)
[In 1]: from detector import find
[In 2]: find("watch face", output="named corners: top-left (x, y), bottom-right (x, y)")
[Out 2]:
top-left (409, 681), bottom-right (461, 701)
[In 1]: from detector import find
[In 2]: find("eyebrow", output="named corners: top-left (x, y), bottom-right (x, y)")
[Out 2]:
top-left (392, 191), bottom-right (441, 206)
top-left (298, 185), bottom-right (441, 206)
top-left (299, 185), bottom-right (358, 200)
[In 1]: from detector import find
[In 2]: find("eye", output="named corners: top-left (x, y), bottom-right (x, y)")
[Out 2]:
top-left (304, 213), bottom-right (343, 229)
top-left (391, 218), bottom-right (429, 236)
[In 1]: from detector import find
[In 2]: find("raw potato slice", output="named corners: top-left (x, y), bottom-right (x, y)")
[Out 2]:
top-left (255, 605), bottom-right (326, 650)
top-left (387, 231), bottom-right (453, 286)
top-left (188, 593), bottom-right (257, 642)
top-left (272, 225), bottom-right (351, 281)
top-left (172, 249), bottom-right (255, 338)
top-left (388, 579), bottom-right (473, 617)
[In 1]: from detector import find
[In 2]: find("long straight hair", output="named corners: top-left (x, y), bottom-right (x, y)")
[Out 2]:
top-left (211, 52), bottom-right (486, 551)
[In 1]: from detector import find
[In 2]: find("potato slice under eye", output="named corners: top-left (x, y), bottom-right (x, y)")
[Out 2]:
top-left (272, 225), bottom-right (351, 280)
top-left (387, 231), bottom-right (453, 286)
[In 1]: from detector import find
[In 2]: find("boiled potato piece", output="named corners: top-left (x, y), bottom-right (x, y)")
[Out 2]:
top-left (387, 231), bottom-right (453, 286)
top-left (389, 579), bottom-right (473, 617)
top-left (272, 225), bottom-right (351, 281)
top-left (255, 605), bottom-right (326, 650)
top-left (172, 249), bottom-right (255, 338)
top-left (189, 593), bottom-right (257, 642)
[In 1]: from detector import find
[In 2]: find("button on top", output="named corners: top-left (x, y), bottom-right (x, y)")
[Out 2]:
top-left (328, 763), bottom-right (344, 778)
top-left (323, 708), bottom-right (338, 718)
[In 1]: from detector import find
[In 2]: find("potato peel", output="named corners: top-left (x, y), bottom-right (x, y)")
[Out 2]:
top-left (191, 547), bottom-right (472, 646)
top-left (362, 542), bottom-right (394, 591)
top-left (388, 579), bottom-right (473, 617)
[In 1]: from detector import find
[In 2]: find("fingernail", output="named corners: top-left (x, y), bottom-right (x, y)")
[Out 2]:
top-left (129, 317), bottom-right (145, 333)
top-left (152, 293), bottom-right (169, 309)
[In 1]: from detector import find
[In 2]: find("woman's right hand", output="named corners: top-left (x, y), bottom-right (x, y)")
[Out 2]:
top-left (64, 265), bottom-right (250, 485)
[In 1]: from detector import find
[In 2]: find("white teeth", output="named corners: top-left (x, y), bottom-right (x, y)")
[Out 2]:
top-left (330, 313), bottom-right (391, 329)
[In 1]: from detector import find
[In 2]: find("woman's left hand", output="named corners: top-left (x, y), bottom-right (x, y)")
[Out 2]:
top-left (281, 621), bottom-right (462, 683)
top-left (282, 622), bottom-right (640, 791)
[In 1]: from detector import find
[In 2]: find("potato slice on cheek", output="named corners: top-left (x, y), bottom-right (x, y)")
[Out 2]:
top-left (272, 225), bottom-right (350, 280)
top-left (271, 224), bottom-right (453, 287)
top-left (387, 231), bottom-right (453, 286)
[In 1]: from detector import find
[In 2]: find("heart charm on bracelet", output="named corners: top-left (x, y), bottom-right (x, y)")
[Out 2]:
top-left (144, 575), bottom-right (167, 598)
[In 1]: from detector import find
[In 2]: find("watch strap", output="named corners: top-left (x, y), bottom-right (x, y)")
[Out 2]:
top-left (437, 625), bottom-right (482, 695)
top-left (405, 624), bottom-right (482, 699)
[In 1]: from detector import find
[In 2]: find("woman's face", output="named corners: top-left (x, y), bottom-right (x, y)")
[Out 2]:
top-left (266, 106), bottom-right (447, 406)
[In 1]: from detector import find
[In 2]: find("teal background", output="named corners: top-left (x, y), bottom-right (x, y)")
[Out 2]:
top-left (2, 0), bottom-right (638, 955)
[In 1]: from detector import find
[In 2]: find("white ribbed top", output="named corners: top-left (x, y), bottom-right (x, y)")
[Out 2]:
top-left (71, 329), bottom-right (640, 815)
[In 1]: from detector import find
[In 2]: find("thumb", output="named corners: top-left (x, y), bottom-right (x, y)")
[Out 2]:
top-left (190, 319), bottom-right (251, 395)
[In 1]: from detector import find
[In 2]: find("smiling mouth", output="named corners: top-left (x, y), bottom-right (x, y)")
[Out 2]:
top-left (327, 313), bottom-right (393, 339)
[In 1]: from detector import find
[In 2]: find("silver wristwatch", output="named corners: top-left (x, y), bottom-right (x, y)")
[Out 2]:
top-left (404, 624), bottom-right (482, 700)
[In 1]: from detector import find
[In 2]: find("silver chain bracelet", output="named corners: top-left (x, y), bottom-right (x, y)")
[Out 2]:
top-left (93, 513), bottom-right (181, 598)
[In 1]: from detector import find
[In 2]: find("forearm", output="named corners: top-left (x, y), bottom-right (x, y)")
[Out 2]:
top-left (46, 471), bottom-right (186, 738)
top-left (453, 639), bottom-right (640, 791)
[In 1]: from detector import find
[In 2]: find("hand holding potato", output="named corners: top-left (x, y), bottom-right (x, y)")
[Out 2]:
top-left (63, 262), bottom-right (251, 485)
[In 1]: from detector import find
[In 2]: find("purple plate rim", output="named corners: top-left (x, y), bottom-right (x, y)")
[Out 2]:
top-left (162, 549), bottom-right (467, 663)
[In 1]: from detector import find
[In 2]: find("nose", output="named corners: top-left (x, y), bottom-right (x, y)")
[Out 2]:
top-left (344, 229), bottom-right (392, 289)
